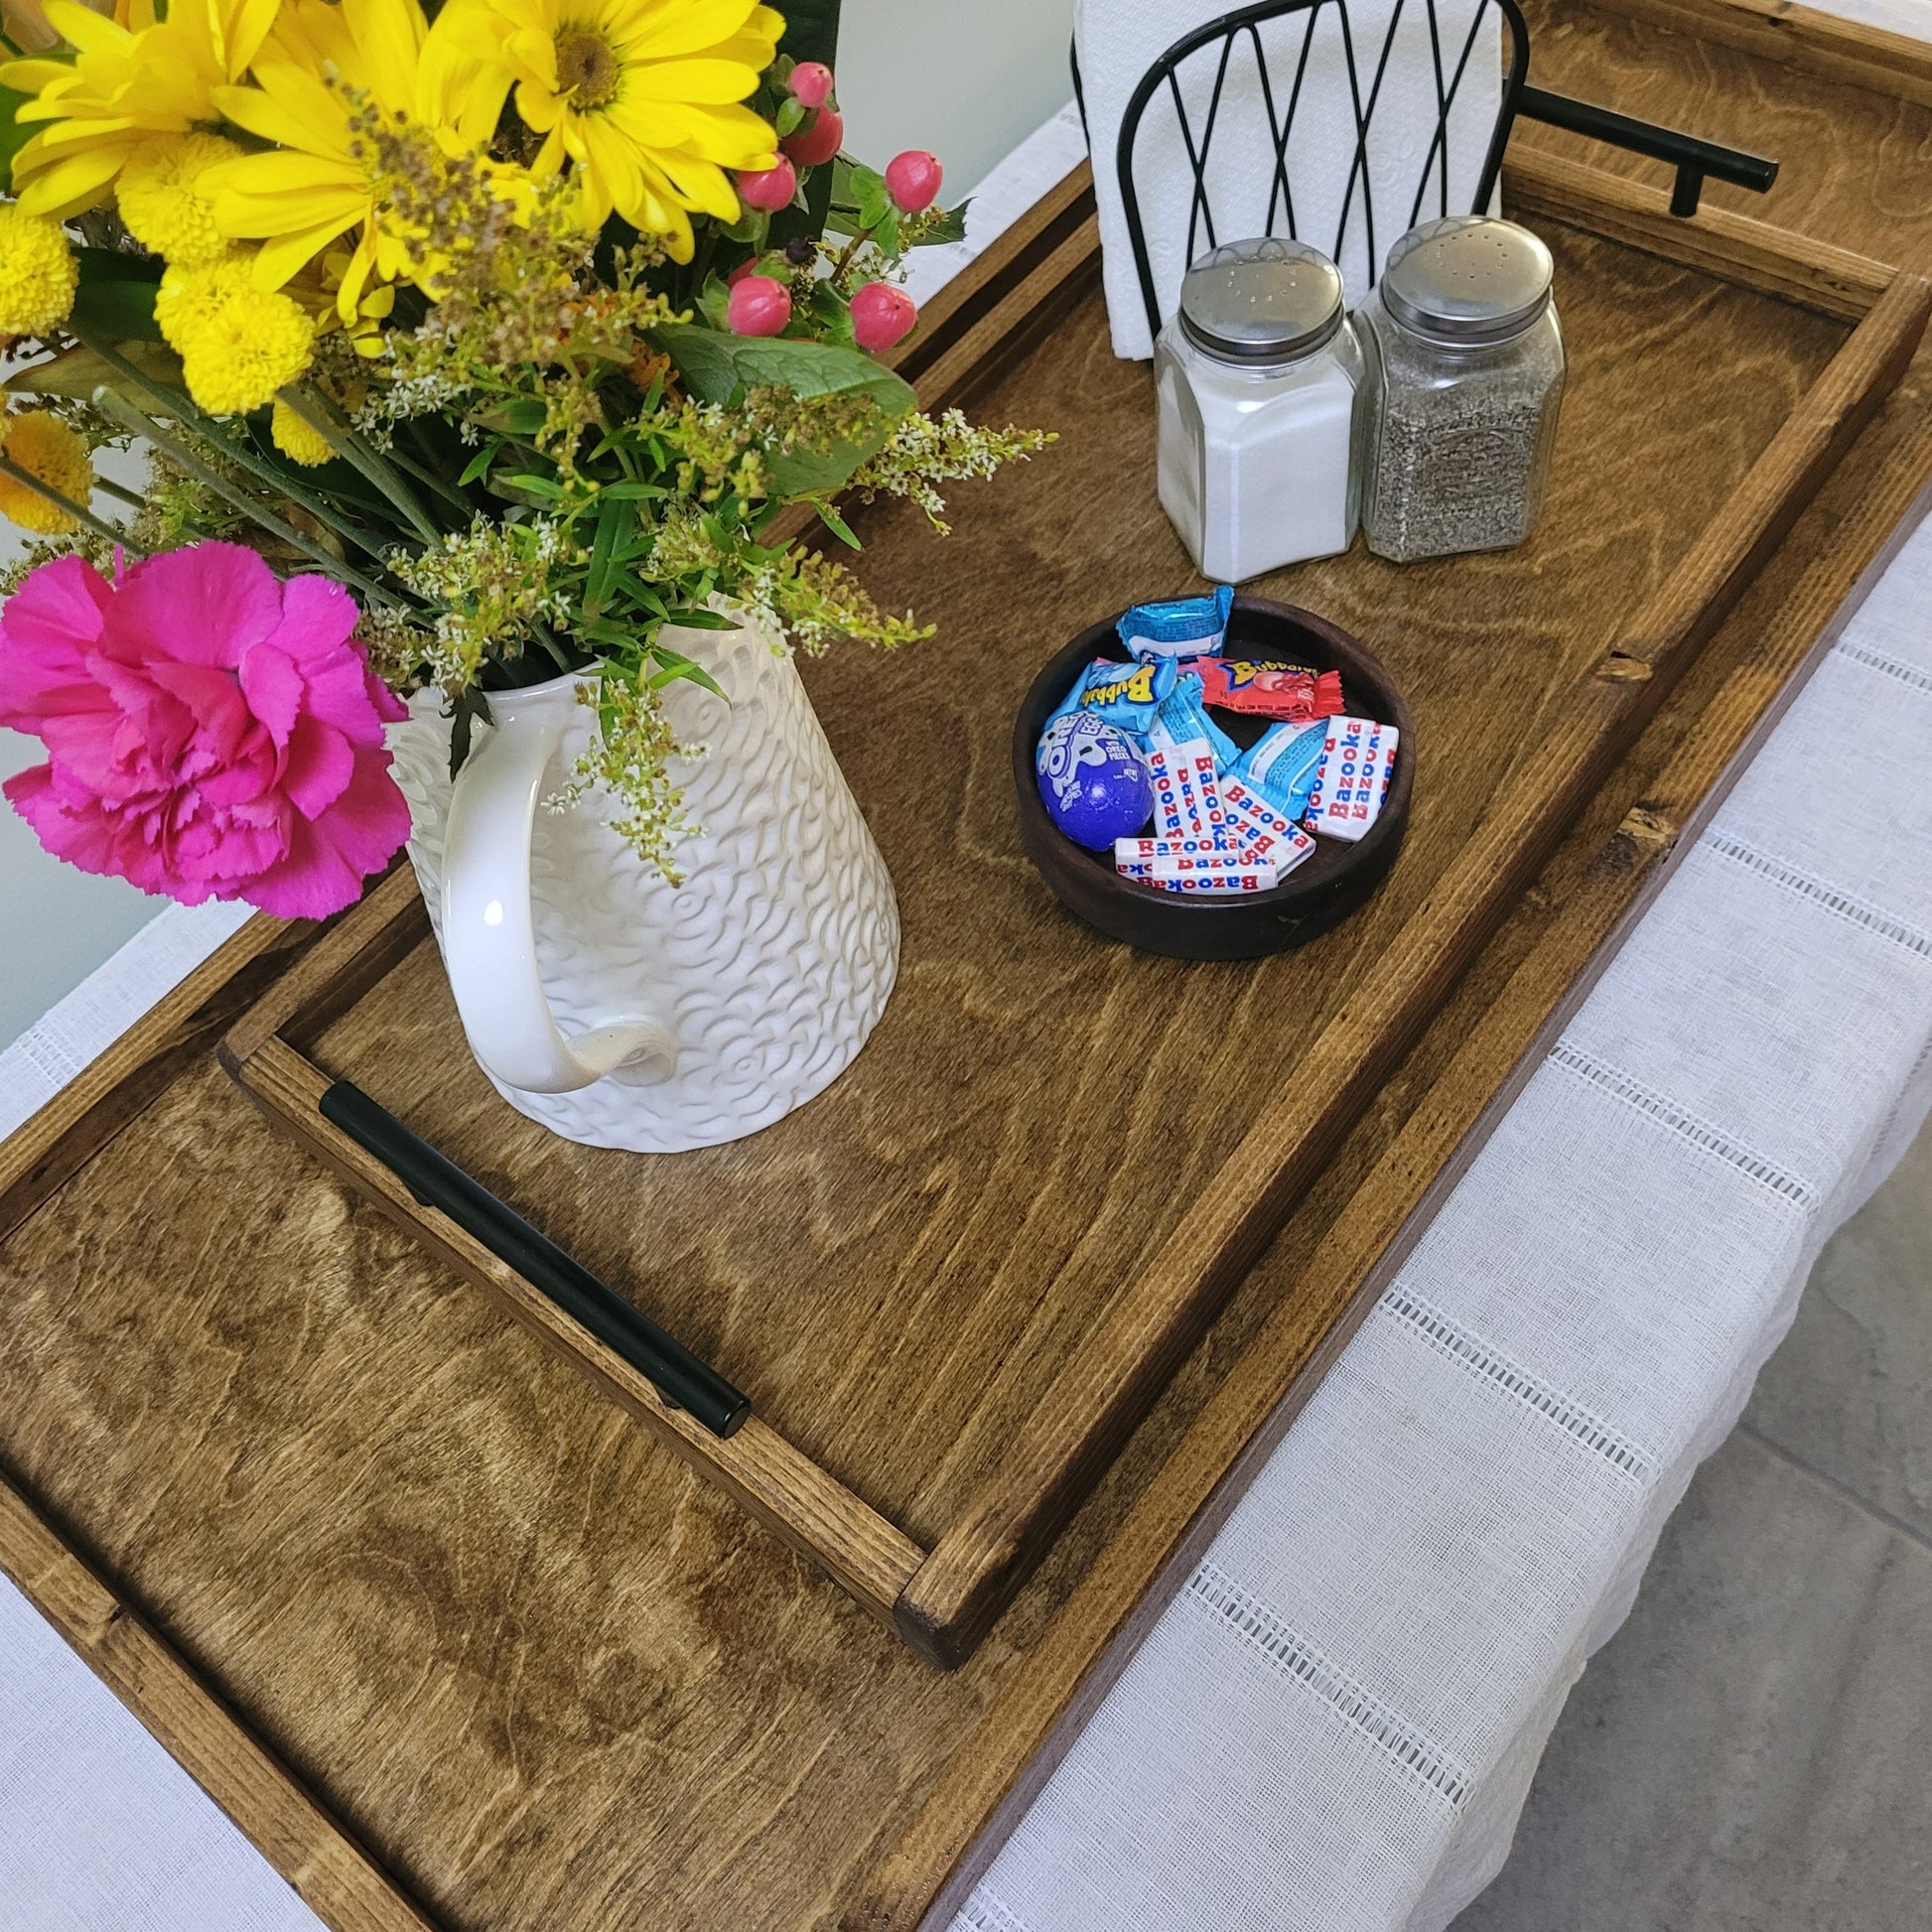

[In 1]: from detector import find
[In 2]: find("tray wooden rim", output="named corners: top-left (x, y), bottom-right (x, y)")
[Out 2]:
top-left (0, 8), bottom-right (1926, 1926)
top-left (218, 150), bottom-right (1928, 1671)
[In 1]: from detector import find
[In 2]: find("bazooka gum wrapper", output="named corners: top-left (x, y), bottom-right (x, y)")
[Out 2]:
top-left (1116, 584), bottom-right (1234, 661)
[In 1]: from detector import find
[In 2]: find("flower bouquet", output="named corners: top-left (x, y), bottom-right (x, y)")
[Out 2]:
top-left (0, 0), bottom-right (1046, 911)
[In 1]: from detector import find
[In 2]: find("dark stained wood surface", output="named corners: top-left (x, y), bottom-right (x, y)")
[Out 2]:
top-left (284, 227), bottom-right (1845, 1550)
top-left (2, 8), bottom-right (1929, 1930)
top-left (221, 170), bottom-right (1921, 1666)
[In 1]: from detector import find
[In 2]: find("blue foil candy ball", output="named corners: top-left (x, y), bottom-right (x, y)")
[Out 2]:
top-left (1036, 713), bottom-right (1154, 850)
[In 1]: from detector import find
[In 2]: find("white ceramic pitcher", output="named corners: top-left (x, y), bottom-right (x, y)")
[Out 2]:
top-left (384, 608), bottom-right (899, 1152)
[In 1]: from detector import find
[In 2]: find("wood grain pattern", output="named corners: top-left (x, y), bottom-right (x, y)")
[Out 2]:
top-left (1585, 0), bottom-right (1932, 104)
top-left (0, 1469), bottom-right (436, 1932)
top-left (225, 179), bottom-right (1905, 1664)
top-left (0, 911), bottom-right (310, 1245)
top-left (1503, 145), bottom-right (1894, 320)
top-left (0, 12), bottom-right (1928, 1931)
top-left (230, 1034), bottom-right (927, 1625)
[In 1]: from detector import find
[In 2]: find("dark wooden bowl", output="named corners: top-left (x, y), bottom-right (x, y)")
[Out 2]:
top-left (1012, 593), bottom-right (1414, 961)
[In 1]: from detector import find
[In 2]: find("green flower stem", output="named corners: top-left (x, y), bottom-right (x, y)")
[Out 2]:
top-left (92, 389), bottom-right (415, 613)
top-left (90, 475), bottom-right (146, 509)
top-left (0, 456), bottom-right (148, 554)
top-left (274, 386), bottom-right (447, 546)
top-left (67, 331), bottom-right (403, 564)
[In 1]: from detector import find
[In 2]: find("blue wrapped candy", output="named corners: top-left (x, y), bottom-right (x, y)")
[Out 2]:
top-left (1046, 654), bottom-right (1178, 737)
top-left (1036, 713), bottom-right (1155, 850)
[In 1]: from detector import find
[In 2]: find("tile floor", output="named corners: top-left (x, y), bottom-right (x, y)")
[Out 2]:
top-left (1454, 1118), bottom-right (1932, 1932)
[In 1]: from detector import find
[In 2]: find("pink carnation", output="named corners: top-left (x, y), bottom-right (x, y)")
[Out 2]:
top-left (0, 543), bottom-right (411, 920)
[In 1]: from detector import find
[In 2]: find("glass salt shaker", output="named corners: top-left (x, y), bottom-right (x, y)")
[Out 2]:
top-left (1155, 236), bottom-right (1364, 582)
top-left (1356, 214), bottom-right (1566, 564)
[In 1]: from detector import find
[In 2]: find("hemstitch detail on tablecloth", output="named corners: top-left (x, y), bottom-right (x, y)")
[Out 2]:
top-left (1701, 831), bottom-right (1932, 961)
top-left (1547, 1041), bottom-right (1820, 1211)
top-left (1836, 637), bottom-right (1932, 696)
top-left (957, 1884), bottom-right (1036, 1932)
top-left (1379, 1289), bottom-right (1654, 1484)
top-left (1186, 1565), bottom-right (1471, 1809)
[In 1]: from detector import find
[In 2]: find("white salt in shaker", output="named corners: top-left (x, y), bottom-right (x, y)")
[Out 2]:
top-left (1155, 236), bottom-right (1364, 582)
top-left (1356, 215), bottom-right (1566, 564)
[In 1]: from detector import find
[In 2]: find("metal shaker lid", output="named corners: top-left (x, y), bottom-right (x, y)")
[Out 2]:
top-left (1177, 235), bottom-right (1345, 365)
top-left (1379, 215), bottom-right (1555, 345)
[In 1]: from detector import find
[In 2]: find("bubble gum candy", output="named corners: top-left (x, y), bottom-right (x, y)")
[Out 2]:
top-left (1189, 656), bottom-right (1344, 723)
top-left (1047, 654), bottom-right (1178, 736)
top-left (1116, 585), bottom-right (1233, 660)
top-left (1231, 718), bottom-right (1328, 821)
top-left (1149, 671), bottom-right (1240, 772)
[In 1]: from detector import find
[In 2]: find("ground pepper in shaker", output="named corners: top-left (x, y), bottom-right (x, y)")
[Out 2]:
top-left (1155, 236), bottom-right (1364, 582)
top-left (1356, 215), bottom-right (1566, 564)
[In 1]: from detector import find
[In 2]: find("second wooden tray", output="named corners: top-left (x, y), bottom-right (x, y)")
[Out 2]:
top-left (221, 148), bottom-right (1925, 1669)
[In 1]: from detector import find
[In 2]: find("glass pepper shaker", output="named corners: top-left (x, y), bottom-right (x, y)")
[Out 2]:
top-left (1356, 215), bottom-right (1566, 564)
top-left (1155, 236), bottom-right (1365, 583)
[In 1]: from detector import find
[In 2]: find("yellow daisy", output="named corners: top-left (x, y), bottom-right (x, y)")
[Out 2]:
top-left (205, 0), bottom-right (512, 313)
top-left (438, 0), bottom-right (783, 260)
top-left (1, 0), bottom-right (280, 218)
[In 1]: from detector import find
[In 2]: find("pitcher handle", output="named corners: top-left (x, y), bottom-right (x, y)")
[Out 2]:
top-left (440, 700), bottom-right (675, 1095)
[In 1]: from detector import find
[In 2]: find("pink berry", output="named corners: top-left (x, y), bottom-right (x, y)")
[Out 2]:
top-left (727, 259), bottom-right (757, 286)
top-left (736, 157), bottom-right (797, 212)
top-left (727, 274), bottom-right (791, 337)
top-left (885, 150), bottom-right (943, 213)
top-left (850, 281), bottom-right (916, 353)
top-left (789, 61), bottom-right (834, 108)
top-left (781, 104), bottom-right (844, 169)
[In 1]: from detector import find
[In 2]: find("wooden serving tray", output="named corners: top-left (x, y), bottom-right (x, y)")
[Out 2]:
top-left (213, 145), bottom-right (1924, 1674)
top-left (2, 11), bottom-right (1930, 1929)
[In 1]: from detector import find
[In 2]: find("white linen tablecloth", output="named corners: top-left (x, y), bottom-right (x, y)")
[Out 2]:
top-left (3, 98), bottom-right (1931, 1932)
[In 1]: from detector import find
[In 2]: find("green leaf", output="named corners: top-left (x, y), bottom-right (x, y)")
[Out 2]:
top-left (583, 492), bottom-right (631, 622)
top-left (0, 80), bottom-right (36, 176)
top-left (649, 323), bottom-right (913, 416)
top-left (814, 501), bottom-right (860, 548)
top-left (500, 471), bottom-right (563, 499)
top-left (647, 642), bottom-right (730, 697)
top-left (913, 199), bottom-right (971, 246)
top-left (773, 94), bottom-right (805, 137)
top-left (7, 339), bottom-right (182, 396)
top-left (69, 247), bottom-right (165, 344)
top-left (658, 609), bottom-right (740, 632)
top-left (468, 396), bottom-right (547, 436)
top-left (457, 439), bottom-right (500, 486)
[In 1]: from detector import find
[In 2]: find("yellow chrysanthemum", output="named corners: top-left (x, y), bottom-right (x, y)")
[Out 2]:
top-left (1, 0), bottom-right (281, 218)
top-left (115, 132), bottom-right (247, 267)
top-left (154, 255), bottom-right (315, 415)
top-left (0, 202), bottom-right (77, 337)
top-left (205, 0), bottom-right (513, 316)
top-left (270, 396), bottom-right (334, 465)
top-left (0, 409), bottom-right (94, 532)
top-left (435, 0), bottom-right (782, 260)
